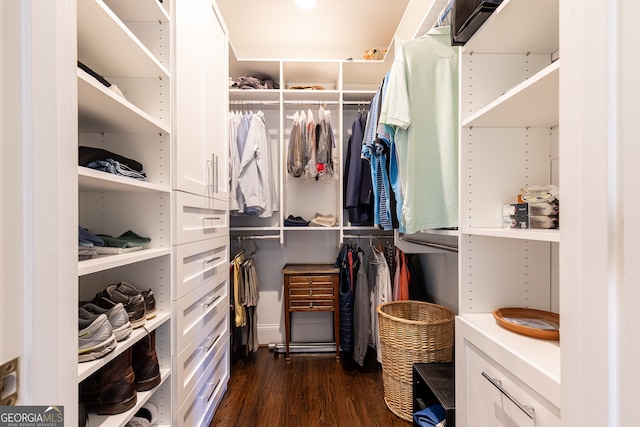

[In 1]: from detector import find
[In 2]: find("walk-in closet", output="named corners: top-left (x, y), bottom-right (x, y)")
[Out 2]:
top-left (2, 0), bottom-right (639, 426)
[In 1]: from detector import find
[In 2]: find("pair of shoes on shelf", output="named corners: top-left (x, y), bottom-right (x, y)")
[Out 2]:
top-left (125, 401), bottom-right (158, 427)
top-left (80, 348), bottom-right (137, 415)
top-left (131, 329), bottom-right (162, 392)
top-left (79, 330), bottom-right (162, 415)
top-left (78, 311), bottom-right (117, 363)
top-left (80, 302), bottom-right (132, 342)
top-left (117, 281), bottom-right (157, 320)
top-left (92, 281), bottom-right (156, 329)
top-left (79, 402), bottom-right (89, 427)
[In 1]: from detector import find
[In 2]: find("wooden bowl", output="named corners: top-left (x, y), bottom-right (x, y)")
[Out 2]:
top-left (493, 307), bottom-right (560, 340)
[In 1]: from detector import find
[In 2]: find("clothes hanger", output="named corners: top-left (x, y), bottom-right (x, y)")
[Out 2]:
top-left (369, 236), bottom-right (381, 264)
top-left (249, 237), bottom-right (259, 257)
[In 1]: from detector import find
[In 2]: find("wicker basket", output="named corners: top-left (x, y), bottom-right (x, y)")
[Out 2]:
top-left (377, 300), bottom-right (455, 421)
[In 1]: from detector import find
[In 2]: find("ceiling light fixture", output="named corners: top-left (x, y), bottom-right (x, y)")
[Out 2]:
top-left (295, 0), bottom-right (317, 10)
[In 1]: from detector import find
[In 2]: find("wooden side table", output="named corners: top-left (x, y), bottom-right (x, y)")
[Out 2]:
top-left (282, 263), bottom-right (340, 362)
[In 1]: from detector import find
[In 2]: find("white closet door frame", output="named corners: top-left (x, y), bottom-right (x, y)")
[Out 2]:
top-left (0, 0), bottom-right (78, 420)
top-left (561, 0), bottom-right (640, 426)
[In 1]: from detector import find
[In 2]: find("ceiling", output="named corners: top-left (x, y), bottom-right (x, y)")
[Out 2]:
top-left (216, 0), bottom-right (413, 61)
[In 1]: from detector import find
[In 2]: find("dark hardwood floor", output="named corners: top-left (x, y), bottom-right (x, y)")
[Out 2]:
top-left (210, 347), bottom-right (412, 427)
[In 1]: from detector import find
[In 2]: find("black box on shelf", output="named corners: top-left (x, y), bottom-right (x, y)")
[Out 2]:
top-left (502, 203), bottom-right (528, 229)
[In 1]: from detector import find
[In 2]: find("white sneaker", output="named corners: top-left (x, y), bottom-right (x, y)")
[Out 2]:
top-left (80, 302), bottom-right (132, 341)
top-left (125, 401), bottom-right (158, 427)
top-left (78, 313), bottom-right (117, 362)
top-left (125, 416), bottom-right (149, 427)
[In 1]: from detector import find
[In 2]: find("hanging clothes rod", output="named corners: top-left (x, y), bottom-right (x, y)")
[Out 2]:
top-left (342, 101), bottom-right (372, 106)
top-left (283, 100), bottom-right (340, 106)
top-left (398, 237), bottom-right (459, 253)
top-left (232, 234), bottom-right (280, 240)
top-left (229, 100), bottom-right (281, 106)
top-left (342, 234), bottom-right (393, 240)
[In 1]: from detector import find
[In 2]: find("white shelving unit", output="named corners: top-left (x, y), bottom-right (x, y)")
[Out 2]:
top-left (226, 49), bottom-right (396, 345)
top-left (228, 52), bottom-right (395, 245)
top-left (455, 0), bottom-right (561, 426)
top-left (171, 1), bottom-right (231, 426)
top-left (77, 0), bottom-right (173, 425)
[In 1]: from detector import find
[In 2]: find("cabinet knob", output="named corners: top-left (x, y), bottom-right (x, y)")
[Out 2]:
top-left (309, 289), bottom-right (313, 296)
top-left (309, 302), bottom-right (313, 308)
top-left (308, 278), bottom-right (313, 284)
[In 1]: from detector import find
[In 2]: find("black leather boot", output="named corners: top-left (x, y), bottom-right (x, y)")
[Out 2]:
top-left (80, 347), bottom-right (137, 415)
top-left (131, 329), bottom-right (161, 391)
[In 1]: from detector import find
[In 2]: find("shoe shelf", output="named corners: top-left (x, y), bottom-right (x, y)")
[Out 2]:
top-left (85, 368), bottom-right (171, 427)
top-left (77, 0), bottom-right (173, 423)
top-left (78, 313), bottom-right (170, 382)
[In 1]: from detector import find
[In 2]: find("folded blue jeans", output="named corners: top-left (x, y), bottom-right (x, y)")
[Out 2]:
top-left (413, 404), bottom-right (446, 427)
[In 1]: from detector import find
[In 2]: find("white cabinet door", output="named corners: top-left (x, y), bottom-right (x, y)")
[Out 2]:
top-left (205, 1), bottom-right (229, 200)
top-left (463, 342), bottom-right (561, 427)
top-left (174, 0), bottom-right (228, 200)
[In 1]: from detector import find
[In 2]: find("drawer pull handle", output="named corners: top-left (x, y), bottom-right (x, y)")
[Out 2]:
top-left (309, 302), bottom-right (313, 308)
top-left (203, 378), bottom-right (221, 403)
top-left (203, 295), bottom-right (220, 308)
top-left (482, 372), bottom-right (535, 419)
top-left (204, 256), bottom-right (221, 265)
top-left (308, 278), bottom-right (312, 284)
top-left (308, 290), bottom-right (313, 296)
top-left (204, 334), bottom-right (221, 352)
top-left (203, 216), bottom-right (221, 221)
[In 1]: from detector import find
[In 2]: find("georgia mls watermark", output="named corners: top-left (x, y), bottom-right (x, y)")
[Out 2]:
top-left (0, 406), bottom-right (63, 427)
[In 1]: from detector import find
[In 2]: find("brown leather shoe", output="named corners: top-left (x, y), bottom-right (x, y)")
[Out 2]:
top-left (131, 329), bottom-right (161, 392)
top-left (93, 285), bottom-right (146, 329)
top-left (80, 348), bottom-right (137, 415)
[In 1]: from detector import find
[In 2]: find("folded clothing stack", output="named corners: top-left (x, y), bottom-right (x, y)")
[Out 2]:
top-left (79, 146), bottom-right (147, 181)
top-left (284, 215), bottom-right (309, 226)
top-left (231, 75), bottom-right (279, 90)
top-left (79, 226), bottom-right (104, 260)
top-left (95, 230), bottom-right (151, 254)
top-left (309, 213), bottom-right (337, 227)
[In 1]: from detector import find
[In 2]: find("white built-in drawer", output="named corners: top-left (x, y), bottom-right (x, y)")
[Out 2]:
top-left (464, 342), bottom-right (561, 427)
top-left (173, 268), bottom-right (228, 354)
top-left (173, 191), bottom-right (228, 245)
top-left (173, 235), bottom-right (228, 300)
top-left (174, 336), bottom-right (229, 427)
top-left (173, 302), bottom-right (229, 408)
